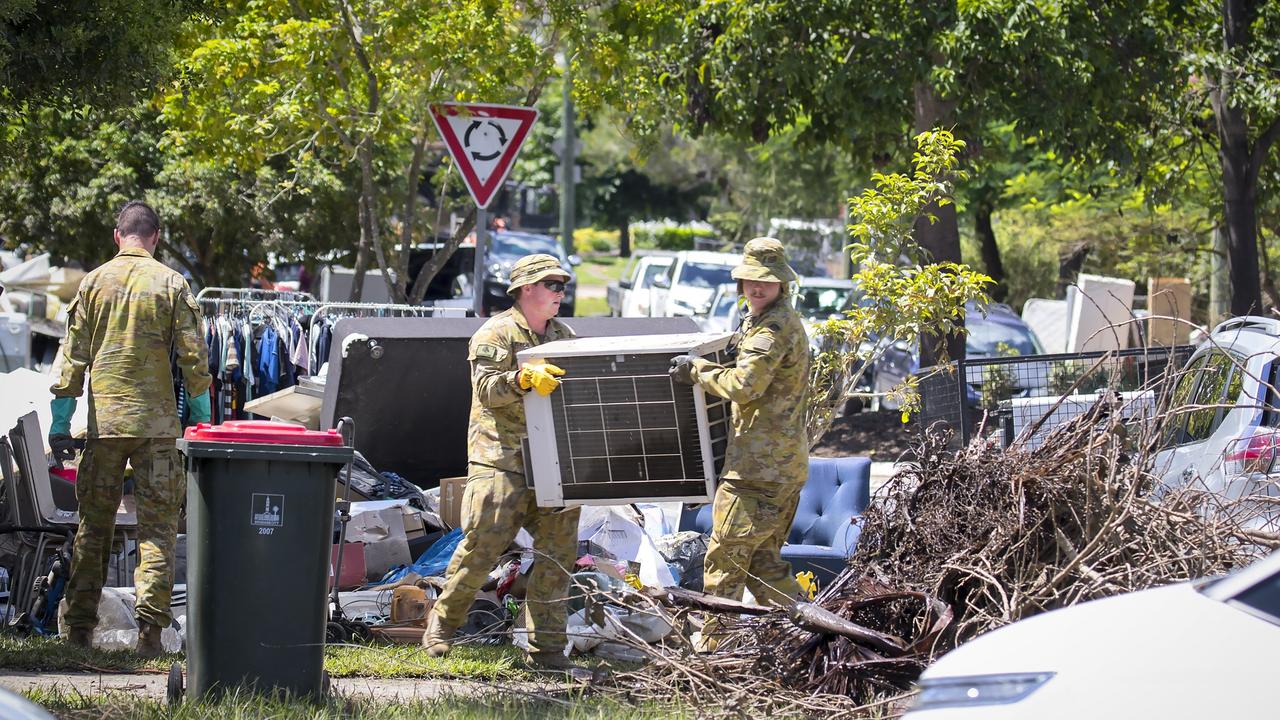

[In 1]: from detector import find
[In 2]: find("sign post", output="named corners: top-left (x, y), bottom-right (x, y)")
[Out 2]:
top-left (429, 103), bottom-right (539, 317)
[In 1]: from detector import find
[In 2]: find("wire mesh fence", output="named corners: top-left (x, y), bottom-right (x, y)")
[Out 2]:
top-left (918, 344), bottom-right (1196, 448)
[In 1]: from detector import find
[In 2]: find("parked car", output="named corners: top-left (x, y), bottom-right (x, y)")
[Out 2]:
top-left (904, 550), bottom-right (1280, 719)
top-left (871, 303), bottom-right (1047, 410)
top-left (1153, 315), bottom-right (1280, 527)
top-left (648, 251), bottom-right (740, 318)
top-left (477, 230), bottom-right (579, 316)
top-left (699, 276), bottom-right (856, 335)
top-left (607, 251), bottom-right (677, 317)
top-left (699, 282), bottom-right (741, 333)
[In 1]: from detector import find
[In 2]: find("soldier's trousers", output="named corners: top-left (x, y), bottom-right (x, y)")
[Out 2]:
top-left (431, 464), bottom-right (581, 655)
top-left (703, 477), bottom-right (804, 607)
top-left (65, 438), bottom-right (183, 630)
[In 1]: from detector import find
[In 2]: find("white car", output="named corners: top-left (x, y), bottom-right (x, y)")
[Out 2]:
top-left (607, 251), bottom-right (676, 317)
top-left (698, 276), bottom-right (857, 335)
top-left (1153, 315), bottom-right (1280, 526)
top-left (648, 250), bottom-right (740, 318)
top-left (905, 550), bottom-right (1280, 719)
top-left (699, 282), bottom-right (742, 333)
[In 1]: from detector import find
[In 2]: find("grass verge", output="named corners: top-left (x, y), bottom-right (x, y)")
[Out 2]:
top-left (24, 686), bottom-right (694, 720)
top-left (0, 635), bottom-right (534, 682)
top-left (572, 255), bottom-right (627, 288)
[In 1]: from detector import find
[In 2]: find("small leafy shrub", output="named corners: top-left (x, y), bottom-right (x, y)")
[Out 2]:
top-left (575, 227), bottom-right (618, 254)
top-left (630, 220), bottom-right (717, 250)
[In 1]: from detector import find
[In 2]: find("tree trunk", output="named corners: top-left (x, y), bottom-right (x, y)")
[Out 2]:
top-left (350, 226), bottom-right (370, 302)
top-left (396, 125), bottom-right (429, 302)
top-left (1218, 115), bottom-right (1261, 316)
top-left (974, 199), bottom-right (1007, 303)
top-left (1259, 227), bottom-right (1280, 311)
top-left (1057, 243), bottom-right (1090, 296)
top-left (338, 0), bottom-right (402, 304)
top-left (1212, 0), bottom-right (1265, 317)
top-left (357, 137), bottom-right (402, 303)
top-left (409, 207), bottom-right (477, 305)
top-left (619, 218), bottom-right (631, 258)
top-left (912, 79), bottom-right (964, 368)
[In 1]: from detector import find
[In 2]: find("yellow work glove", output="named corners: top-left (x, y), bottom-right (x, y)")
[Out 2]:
top-left (518, 361), bottom-right (566, 396)
top-left (796, 571), bottom-right (818, 600)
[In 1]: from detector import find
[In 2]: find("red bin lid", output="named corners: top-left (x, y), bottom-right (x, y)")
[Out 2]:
top-left (182, 420), bottom-right (345, 446)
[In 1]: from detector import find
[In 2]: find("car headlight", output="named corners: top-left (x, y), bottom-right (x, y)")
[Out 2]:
top-left (671, 298), bottom-right (696, 312)
top-left (487, 262), bottom-right (506, 282)
top-left (913, 673), bottom-right (1055, 711)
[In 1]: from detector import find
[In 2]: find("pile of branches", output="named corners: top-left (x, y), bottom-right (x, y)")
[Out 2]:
top-left (607, 387), bottom-right (1270, 717)
top-left (852, 397), bottom-right (1264, 648)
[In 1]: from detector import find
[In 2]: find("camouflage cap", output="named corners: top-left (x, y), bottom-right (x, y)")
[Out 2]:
top-left (506, 253), bottom-right (570, 295)
top-left (731, 237), bottom-right (797, 284)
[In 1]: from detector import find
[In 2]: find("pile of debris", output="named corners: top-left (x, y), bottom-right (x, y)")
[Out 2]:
top-left (611, 393), bottom-right (1267, 716)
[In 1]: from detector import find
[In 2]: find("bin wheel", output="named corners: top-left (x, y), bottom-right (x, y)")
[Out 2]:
top-left (166, 663), bottom-right (184, 705)
top-left (326, 621), bottom-right (348, 644)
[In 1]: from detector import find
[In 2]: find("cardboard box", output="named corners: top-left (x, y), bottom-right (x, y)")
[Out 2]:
top-left (439, 475), bottom-right (469, 530)
top-left (347, 503), bottom-right (412, 581)
top-left (402, 507), bottom-right (427, 539)
top-left (330, 543), bottom-right (366, 591)
top-left (389, 585), bottom-right (433, 626)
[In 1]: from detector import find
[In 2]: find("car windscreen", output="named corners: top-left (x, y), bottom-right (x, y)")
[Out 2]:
top-left (710, 291), bottom-right (738, 318)
top-left (967, 319), bottom-right (1043, 357)
top-left (490, 235), bottom-right (562, 261)
top-left (677, 262), bottom-right (734, 289)
top-left (796, 287), bottom-right (852, 321)
top-left (639, 262), bottom-right (670, 289)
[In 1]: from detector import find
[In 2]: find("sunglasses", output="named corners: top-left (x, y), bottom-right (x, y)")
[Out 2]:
top-left (539, 279), bottom-right (567, 293)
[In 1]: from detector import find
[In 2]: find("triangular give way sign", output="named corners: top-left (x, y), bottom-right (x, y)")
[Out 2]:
top-left (429, 102), bottom-right (539, 209)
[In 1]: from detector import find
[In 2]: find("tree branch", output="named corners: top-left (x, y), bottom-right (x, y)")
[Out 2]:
top-left (1248, 114), bottom-right (1280, 191)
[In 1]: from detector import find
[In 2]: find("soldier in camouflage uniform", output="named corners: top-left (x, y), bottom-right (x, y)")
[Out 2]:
top-left (48, 201), bottom-right (211, 656)
top-left (423, 253), bottom-right (588, 678)
top-left (670, 237), bottom-right (810, 649)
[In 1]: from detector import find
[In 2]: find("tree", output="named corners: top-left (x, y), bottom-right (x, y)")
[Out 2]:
top-left (165, 0), bottom-right (589, 302)
top-left (0, 0), bottom-right (200, 107)
top-left (1178, 0), bottom-right (1280, 315)
top-left (595, 0), bottom-right (1182, 360)
top-left (0, 101), bottom-right (358, 287)
top-left (811, 130), bottom-right (991, 441)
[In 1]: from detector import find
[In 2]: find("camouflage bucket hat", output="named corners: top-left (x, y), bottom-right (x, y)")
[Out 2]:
top-left (506, 253), bottom-right (570, 295)
top-left (731, 237), bottom-right (797, 284)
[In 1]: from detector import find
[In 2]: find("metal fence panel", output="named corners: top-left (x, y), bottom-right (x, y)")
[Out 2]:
top-left (918, 345), bottom-right (1195, 448)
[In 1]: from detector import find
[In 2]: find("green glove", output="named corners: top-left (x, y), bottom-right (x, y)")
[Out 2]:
top-left (50, 397), bottom-right (76, 436)
top-left (187, 389), bottom-right (211, 425)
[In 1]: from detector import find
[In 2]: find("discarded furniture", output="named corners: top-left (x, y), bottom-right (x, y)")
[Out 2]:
top-left (680, 455), bottom-right (872, 584)
top-left (4, 412), bottom-right (139, 622)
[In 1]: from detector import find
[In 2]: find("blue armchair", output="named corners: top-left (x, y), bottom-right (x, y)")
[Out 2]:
top-left (680, 456), bottom-right (872, 584)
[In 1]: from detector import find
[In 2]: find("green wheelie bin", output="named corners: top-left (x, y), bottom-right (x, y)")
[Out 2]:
top-left (174, 420), bottom-right (354, 702)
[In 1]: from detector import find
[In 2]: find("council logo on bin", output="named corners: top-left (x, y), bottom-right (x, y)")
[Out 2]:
top-left (251, 493), bottom-right (285, 527)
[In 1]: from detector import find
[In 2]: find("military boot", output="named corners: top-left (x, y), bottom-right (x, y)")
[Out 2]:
top-left (694, 616), bottom-right (722, 654)
top-left (526, 651), bottom-right (594, 682)
top-left (421, 613), bottom-right (455, 658)
top-left (66, 627), bottom-right (93, 649)
top-left (136, 621), bottom-right (165, 658)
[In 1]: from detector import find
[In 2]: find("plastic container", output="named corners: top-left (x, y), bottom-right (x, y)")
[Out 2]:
top-left (176, 420), bottom-right (353, 700)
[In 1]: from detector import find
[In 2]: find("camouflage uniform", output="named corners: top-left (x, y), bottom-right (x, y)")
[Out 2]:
top-left (51, 247), bottom-right (210, 630)
top-left (689, 238), bottom-right (810, 607)
top-left (431, 261), bottom-right (580, 656)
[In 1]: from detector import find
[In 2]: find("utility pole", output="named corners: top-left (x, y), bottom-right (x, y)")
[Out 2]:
top-left (473, 208), bottom-right (488, 317)
top-left (559, 56), bottom-right (576, 256)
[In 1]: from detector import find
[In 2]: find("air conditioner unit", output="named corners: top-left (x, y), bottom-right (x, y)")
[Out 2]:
top-left (520, 332), bottom-right (733, 507)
